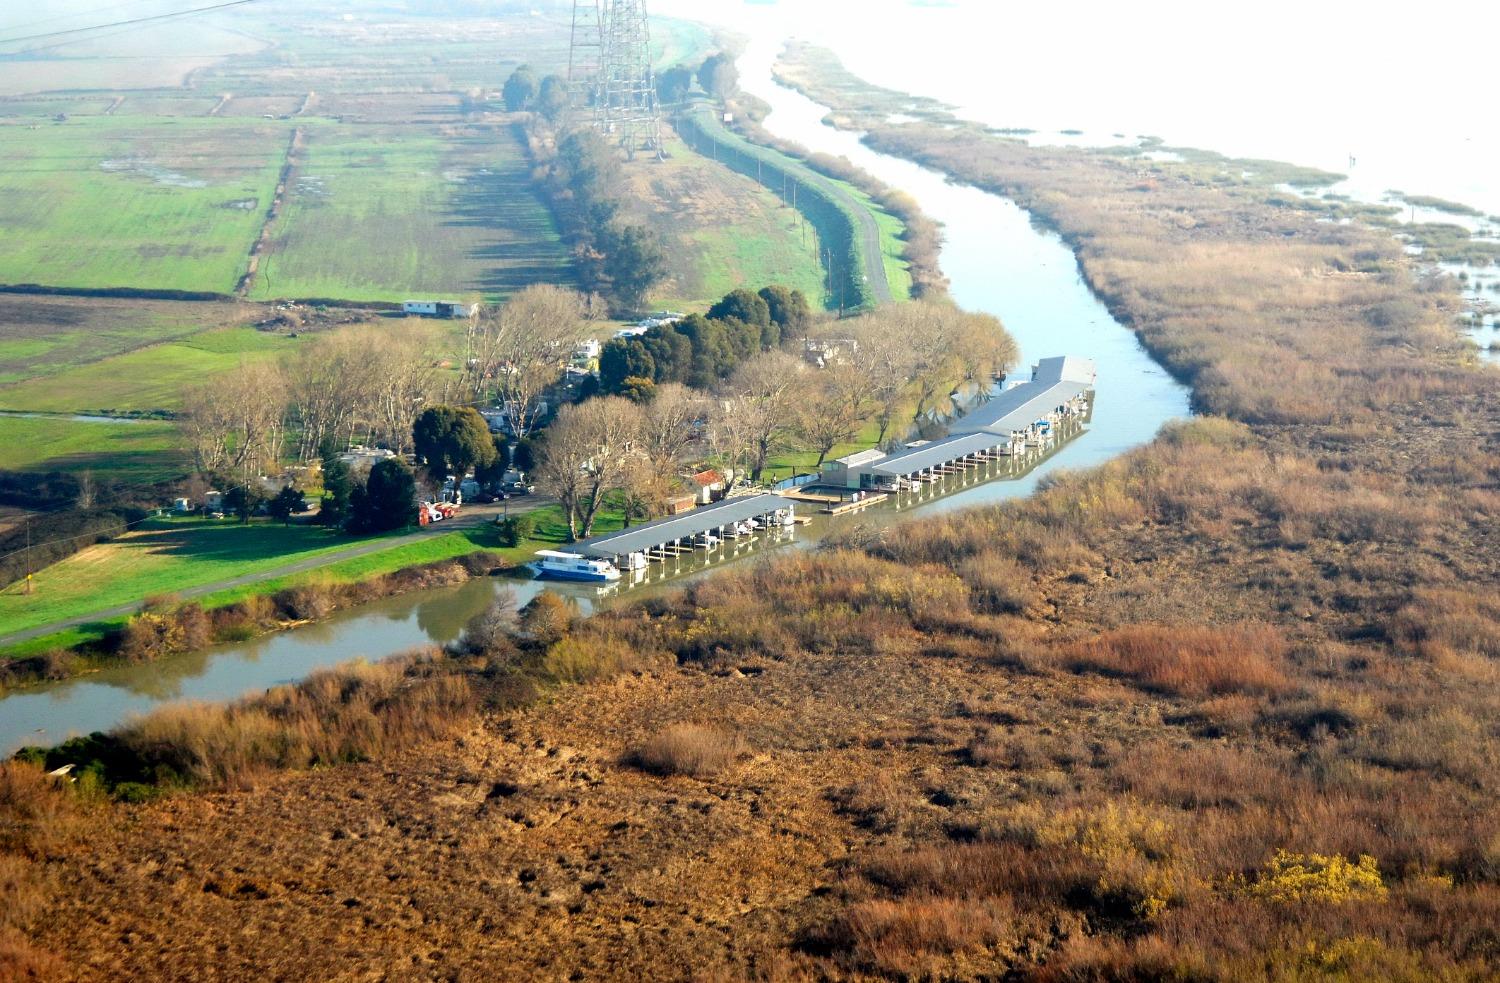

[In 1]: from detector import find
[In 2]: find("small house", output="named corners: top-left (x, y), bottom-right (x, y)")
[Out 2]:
top-left (202, 490), bottom-right (224, 510)
top-left (689, 469), bottom-right (725, 505)
top-left (821, 448), bottom-right (888, 489)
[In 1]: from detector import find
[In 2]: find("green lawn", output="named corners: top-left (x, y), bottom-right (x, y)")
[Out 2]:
top-left (625, 134), bottom-right (830, 311)
top-left (0, 115), bottom-right (291, 292)
top-left (0, 502), bottom-right (633, 658)
top-left (0, 328), bottom-right (295, 415)
top-left (0, 415), bottom-right (185, 481)
top-left (0, 519), bottom-right (379, 641)
top-left (251, 124), bottom-right (572, 303)
top-left (764, 421), bottom-right (885, 480)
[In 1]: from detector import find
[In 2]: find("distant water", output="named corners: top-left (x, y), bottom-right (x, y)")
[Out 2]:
top-left (654, 0), bottom-right (1500, 218)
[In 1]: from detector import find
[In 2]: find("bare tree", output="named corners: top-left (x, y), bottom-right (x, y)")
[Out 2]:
top-left (366, 326), bottom-right (438, 455)
top-left (286, 331), bottom-right (377, 461)
top-left (797, 371), bottom-right (866, 468)
top-left (638, 382), bottom-right (705, 474)
top-left (180, 359), bottom-right (289, 480)
top-left (465, 284), bottom-right (590, 437)
top-left (717, 351), bottom-right (805, 485)
top-left (536, 396), bottom-right (643, 540)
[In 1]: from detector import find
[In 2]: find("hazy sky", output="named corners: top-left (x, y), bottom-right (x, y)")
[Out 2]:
top-left (655, 0), bottom-right (1500, 212)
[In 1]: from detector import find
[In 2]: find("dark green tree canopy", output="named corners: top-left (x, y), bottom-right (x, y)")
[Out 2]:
top-left (537, 74), bottom-right (570, 121)
top-left (268, 485), bottom-right (307, 525)
top-left (656, 65), bottom-right (694, 105)
top-left (503, 64), bottom-right (538, 112)
top-left (698, 53), bottom-right (738, 100)
top-left (351, 459), bottom-right (417, 534)
top-left (412, 406), bottom-right (498, 480)
top-left (708, 288), bottom-right (771, 330)
top-left (758, 285), bottom-right (812, 339)
top-left (599, 337), bottom-right (656, 394)
top-left (318, 452), bottom-right (353, 528)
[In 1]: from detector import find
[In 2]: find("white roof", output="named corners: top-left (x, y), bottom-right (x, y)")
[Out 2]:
top-left (535, 550), bottom-right (585, 560)
top-left (948, 355), bottom-right (1095, 438)
top-left (833, 448), bottom-right (887, 468)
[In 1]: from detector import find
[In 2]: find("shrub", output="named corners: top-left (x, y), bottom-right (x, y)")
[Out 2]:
top-left (1060, 624), bottom-right (1292, 698)
top-left (819, 897), bottom-right (1018, 977)
top-left (631, 724), bottom-right (744, 778)
top-left (1232, 850), bottom-right (1388, 905)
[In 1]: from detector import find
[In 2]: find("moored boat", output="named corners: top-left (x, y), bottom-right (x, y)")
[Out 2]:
top-left (534, 550), bottom-right (621, 582)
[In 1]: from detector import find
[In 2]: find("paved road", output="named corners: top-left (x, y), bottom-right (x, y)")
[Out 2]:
top-left (0, 499), bottom-right (550, 651)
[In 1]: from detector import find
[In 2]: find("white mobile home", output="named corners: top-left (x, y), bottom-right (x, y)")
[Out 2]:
top-left (403, 300), bottom-right (478, 319)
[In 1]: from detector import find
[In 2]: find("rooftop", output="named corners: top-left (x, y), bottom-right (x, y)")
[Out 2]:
top-left (862, 432), bottom-right (1010, 477)
top-left (573, 493), bottom-right (791, 559)
top-left (948, 355), bottom-right (1096, 438)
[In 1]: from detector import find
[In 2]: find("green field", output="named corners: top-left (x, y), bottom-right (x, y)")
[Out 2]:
top-left (252, 125), bottom-right (571, 303)
top-left (0, 519), bottom-right (396, 641)
top-left (0, 327), bottom-right (294, 415)
top-left (0, 501), bottom-right (634, 658)
top-left (0, 116), bottom-right (290, 292)
top-left (622, 133), bottom-right (830, 310)
top-left (0, 415), bottom-right (185, 481)
top-left (0, 296), bottom-right (259, 387)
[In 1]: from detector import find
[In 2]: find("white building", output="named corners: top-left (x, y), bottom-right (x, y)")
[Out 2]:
top-left (403, 300), bottom-right (478, 319)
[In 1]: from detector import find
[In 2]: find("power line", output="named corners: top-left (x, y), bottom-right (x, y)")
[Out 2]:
top-left (0, 0), bottom-right (261, 47)
top-left (0, 1), bottom-right (161, 35)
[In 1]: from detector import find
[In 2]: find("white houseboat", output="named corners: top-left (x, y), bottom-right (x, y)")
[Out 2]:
top-left (535, 550), bottom-right (621, 583)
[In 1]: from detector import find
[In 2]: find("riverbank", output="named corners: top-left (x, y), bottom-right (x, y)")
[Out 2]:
top-left (6, 58), bottom-right (1498, 983)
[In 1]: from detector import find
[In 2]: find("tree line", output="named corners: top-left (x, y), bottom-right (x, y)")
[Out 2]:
top-left (598, 286), bottom-right (812, 395)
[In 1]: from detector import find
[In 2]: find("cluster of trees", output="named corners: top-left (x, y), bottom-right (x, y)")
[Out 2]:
top-left (315, 448), bottom-right (417, 536)
top-left (542, 129), bottom-right (665, 311)
top-left (500, 63), bottom-right (568, 120)
top-left (180, 325), bottom-right (440, 481)
top-left (537, 296), bottom-right (1016, 540)
top-left (537, 384), bottom-right (707, 540)
top-left (461, 284), bottom-right (592, 437)
top-left (656, 52), bottom-right (738, 106)
top-left (598, 286), bottom-right (812, 395)
top-left (514, 90), bottom-right (666, 311)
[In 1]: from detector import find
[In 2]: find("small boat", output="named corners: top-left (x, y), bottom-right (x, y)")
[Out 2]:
top-left (692, 531), bottom-right (720, 549)
top-left (534, 550), bottom-right (620, 582)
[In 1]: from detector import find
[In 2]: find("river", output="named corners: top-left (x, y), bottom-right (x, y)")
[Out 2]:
top-left (0, 49), bottom-right (1192, 757)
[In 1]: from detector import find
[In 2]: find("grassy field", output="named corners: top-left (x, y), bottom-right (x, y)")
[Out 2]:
top-left (0, 116), bottom-right (290, 292)
top-left (0, 500), bottom-right (631, 658)
top-left (0, 327), bottom-right (294, 415)
top-left (0, 296), bottom-right (260, 387)
top-left (0, 415), bottom-right (185, 481)
top-left (252, 124), bottom-right (571, 303)
top-left (0, 518), bottom-right (398, 642)
top-left (622, 131), bottom-right (830, 310)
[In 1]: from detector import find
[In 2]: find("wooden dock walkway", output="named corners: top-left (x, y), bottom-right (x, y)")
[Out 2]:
top-left (821, 494), bottom-right (889, 515)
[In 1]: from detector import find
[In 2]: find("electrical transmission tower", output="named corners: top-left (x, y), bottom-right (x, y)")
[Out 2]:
top-left (568, 0), bottom-right (661, 155)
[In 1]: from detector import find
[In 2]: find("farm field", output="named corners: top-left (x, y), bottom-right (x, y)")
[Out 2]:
top-left (621, 131), bottom-right (831, 310)
top-left (252, 124), bottom-right (572, 303)
top-left (0, 295), bottom-right (260, 386)
top-left (0, 415), bottom-right (185, 482)
top-left (0, 327), bottom-right (296, 415)
top-left (0, 115), bottom-right (290, 293)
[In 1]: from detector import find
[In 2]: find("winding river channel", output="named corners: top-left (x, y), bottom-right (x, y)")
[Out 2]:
top-left (0, 50), bottom-right (1190, 756)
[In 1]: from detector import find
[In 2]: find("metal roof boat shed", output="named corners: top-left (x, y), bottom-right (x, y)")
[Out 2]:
top-left (861, 432), bottom-right (1008, 479)
top-left (949, 356), bottom-right (1096, 438)
top-left (574, 493), bottom-right (792, 563)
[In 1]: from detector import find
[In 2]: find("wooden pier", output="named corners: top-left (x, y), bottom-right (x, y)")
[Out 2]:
top-left (821, 493), bottom-right (889, 515)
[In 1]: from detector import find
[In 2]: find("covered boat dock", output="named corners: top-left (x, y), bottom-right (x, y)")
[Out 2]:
top-left (572, 493), bottom-right (794, 569)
